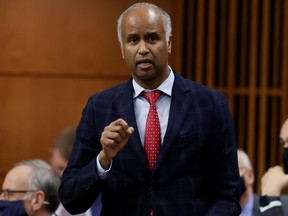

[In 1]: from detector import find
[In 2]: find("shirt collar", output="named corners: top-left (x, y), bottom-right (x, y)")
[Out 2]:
top-left (132, 66), bottom-right (174, 98)
top-left (241, 195), bottom-right (254, 216)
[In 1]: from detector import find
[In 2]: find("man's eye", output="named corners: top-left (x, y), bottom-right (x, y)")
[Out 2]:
top-left (128, 37), bottom-right (138, 43)
top-left (8, 192), bottom-right (15, 196)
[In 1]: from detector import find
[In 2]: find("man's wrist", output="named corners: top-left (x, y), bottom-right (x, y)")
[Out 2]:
top-left (98, 150), bottom-right (112, 170)
top-left (96, 154), bottom-right (112, 180)
top-left (259, 195), bottom-right (282, 213)
top-left (260, 195), bottom-right (280, 206)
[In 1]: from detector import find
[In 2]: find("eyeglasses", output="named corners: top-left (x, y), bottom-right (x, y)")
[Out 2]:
top-left (238, 166), bottom-right (250, 176)
top-left (1, 189), bottom-right (37, 200)
top-left (1, 189), bottom-right (50, 205)
top-left (279, 138), bottom-right (288, 147)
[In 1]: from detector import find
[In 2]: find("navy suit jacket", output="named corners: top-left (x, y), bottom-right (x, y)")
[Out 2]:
top-left (59, 72), bottom-right (241, 216)
top-left (0, 200), bottom-right (27, 216)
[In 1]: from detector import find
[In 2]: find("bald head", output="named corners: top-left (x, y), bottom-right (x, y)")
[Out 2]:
top-left (2, 165), bottom-right (32, 201)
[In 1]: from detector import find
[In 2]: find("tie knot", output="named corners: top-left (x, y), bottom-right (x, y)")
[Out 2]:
top-left (142, 91), bottom-right (161, 105)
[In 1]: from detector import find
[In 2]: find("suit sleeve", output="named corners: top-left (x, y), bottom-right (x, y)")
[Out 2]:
top-left (58, 97), bottom-right (104, 214)
top-left (261, 207), bottom-right (284, 216)
top-left (259, 196), bottom-right (285, 216)
top-left (203, 91), bottom-right (241, 215)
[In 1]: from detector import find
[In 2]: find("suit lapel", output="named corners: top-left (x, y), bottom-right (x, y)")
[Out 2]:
top-left (113, 80), bottom-right (149, 169)
top-left (113, 74), bottom-right (195, 173)
top-left (155, 74), bottom-right (193, 170)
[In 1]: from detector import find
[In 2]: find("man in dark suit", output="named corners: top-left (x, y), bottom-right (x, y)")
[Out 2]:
top-left (59, 2), bottom-right (240, 216)
top-left (259, 118), bottom-right (288, 216)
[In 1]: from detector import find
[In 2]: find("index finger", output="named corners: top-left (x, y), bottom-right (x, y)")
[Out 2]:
top-left (110, 118), bottom-right (129, 132)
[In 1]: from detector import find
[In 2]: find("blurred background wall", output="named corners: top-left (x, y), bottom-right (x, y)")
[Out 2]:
top-left (0, 0), bottom-right (287, 193)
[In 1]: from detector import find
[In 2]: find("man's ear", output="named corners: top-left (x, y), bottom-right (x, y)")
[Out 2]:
top-left (246, 168), bottom-right (255, 185)
top-left (168, 35), bottom-right (172, 54)
top-left (48, 147), bottom-right (54, 157)
top-left (121, 47), bottom-right (125, 59)
top-left (31, 191), bottom-right (45, 211)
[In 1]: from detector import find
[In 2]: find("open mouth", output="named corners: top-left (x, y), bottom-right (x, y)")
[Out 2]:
top-left (136, 59), bottom-right (153, 70)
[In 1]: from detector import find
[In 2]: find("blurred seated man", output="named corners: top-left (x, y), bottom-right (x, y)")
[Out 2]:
top-left (1, 165), bottom-right (32, 201)
top-left (238, 148), bottom-right (288, 216)
top-left (1, 159), bottom-right (52, 201)
top-left (0, 165), bottom-right (60, 216)
top-left (259, 117), bottom-right (288, 215)
top-left (50, 127), bottom-right (75, 177)
top-left (237, 149), bottom-right (260, 215)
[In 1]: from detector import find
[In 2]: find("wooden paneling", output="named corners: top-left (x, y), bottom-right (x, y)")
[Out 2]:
top-left (0, 1), bottom-right (124, 75)
top-left (182, 0), bottom-right (288, 193)
top-left (0, 0), bottom-right (182, 75)
top-left (0, 76), bottom-right (123, 185)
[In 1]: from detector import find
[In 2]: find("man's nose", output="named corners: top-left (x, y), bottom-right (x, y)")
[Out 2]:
top-left (138, 41), bottom-right (149, 55)
top-left (0, 192), bottom-right (5, 200)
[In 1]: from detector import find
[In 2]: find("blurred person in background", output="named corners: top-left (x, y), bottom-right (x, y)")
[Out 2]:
top-left (1, 159), bottom-right (52, 201)
top-left (0, 163), bottom-right (60, 216)
top-left (50, 127), bottom-right (75, 177)
top-left (259, 117), bottom-right (288, 215)
top-left (1, 165), bottom-right (32, 202)
top-left (238, 147), bottom-right (288, 216)
top-left (237, 149), bottom-right (260, 215)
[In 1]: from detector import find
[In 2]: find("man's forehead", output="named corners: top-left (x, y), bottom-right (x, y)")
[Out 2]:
top-left (123, 7), bottom-right (162, 25)
top-left (3, 165), bottom-right (31, 184)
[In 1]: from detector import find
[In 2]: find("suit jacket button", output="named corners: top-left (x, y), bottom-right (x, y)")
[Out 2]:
top-left (148, 186), bottom-right (153, 195)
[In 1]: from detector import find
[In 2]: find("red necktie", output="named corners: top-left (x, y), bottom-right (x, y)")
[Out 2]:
top-left (142, 91), bottom-right (161, 171)
top-left (142, 91), bottom-right (161, 216)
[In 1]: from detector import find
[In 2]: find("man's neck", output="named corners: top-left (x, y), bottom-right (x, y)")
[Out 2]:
top-left (240, 188), bottom-right (253, 208)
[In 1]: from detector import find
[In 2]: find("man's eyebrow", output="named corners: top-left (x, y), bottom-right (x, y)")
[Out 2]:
top-left (146, 32), bottom-right (157, 35)
top-left (127, 33), bottom-right (138, 37)
top-left (126, 33), bottom-right (138, 39)
top-left (145, 31), bottom-right (162, 37)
